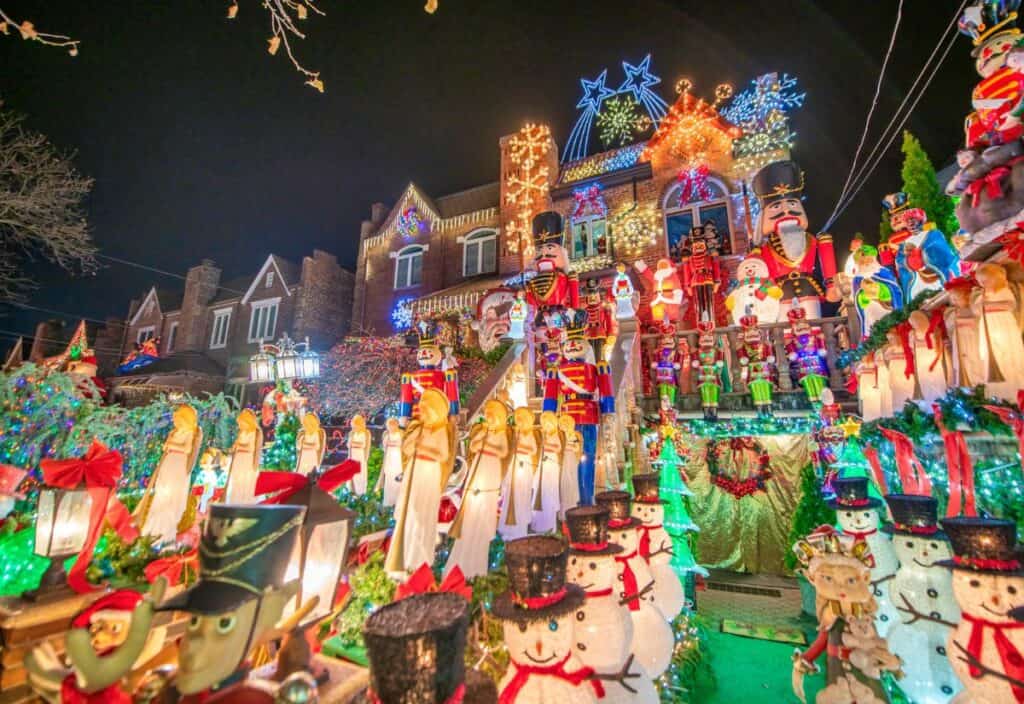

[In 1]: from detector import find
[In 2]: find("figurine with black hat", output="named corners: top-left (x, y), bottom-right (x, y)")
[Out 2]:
top-left (829, 476), bottom-right (900, 637)
top-left (630, 473), bottom-right (691, 619)
top-left (882, 191), bottom-right (960, 301)
top-left (940, 516), bottom-right (1024, 703)
top-left (582, 277), bottom-right (615, 361)
top-left (596, 490), bottom-right (674, 678)
top-left (542, 309), bottom-right (615, 505)
top-left (883, 494), bottom-right (961, 704)
top-left (525, 211), bottom-right (579, 310)
top-left (751, 159), bottom-right (839, 319)
top-left (491, 535), bottom-right (602, 704)
top-left (679, 223), bottom-right (722, 325)
top-left (399, 319), bottom-right (460, 427)
top-left (563, 506), bottom-right (659, 704)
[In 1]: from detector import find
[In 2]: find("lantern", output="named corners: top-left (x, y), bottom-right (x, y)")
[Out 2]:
top-left (249, 350), bottom-right (275, 383)
top-left (283, 483), bottom-right (355, 626)
top-left (299, 349), bottom-right (321, 379)
top-left (30, 486), bottom-right (92, 595)
top-left (274, 350), bottom-right (300, 380)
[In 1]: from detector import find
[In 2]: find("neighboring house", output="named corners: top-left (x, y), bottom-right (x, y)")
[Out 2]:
top-left (112, 250), bottom-right (354, 405)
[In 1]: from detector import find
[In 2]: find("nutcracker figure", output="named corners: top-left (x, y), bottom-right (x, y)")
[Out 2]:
top-left (525, 210), bottom-right (579, 310)
top-left (634, 257), bottom-right (683, 324)
top-left (610, 261), bottom-right (636, 319)
top-left (650, 322), bottom-right (682, 404)
top-left (398, 319), bottom-right (460, 425)
top-left (692, 319), bottom-right (724, 421)
top-left (680, 223), bottom-right (722, 324)
top-left (784, 307), bottom-right (830, 403)
top-left (738, 309), bottom-right (776, 418)
top-left (583, 277), bottom-right (615, 360)
top-left (850, 242), bottom-right (904, 338)
top-left (542, 310), bottom-right (615, 505)
top-left (752, 160), bottom-right (840, 318)
top-left (882, 191), bottom-right (960, 300)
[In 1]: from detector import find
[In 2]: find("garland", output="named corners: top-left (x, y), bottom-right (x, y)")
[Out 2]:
top-left (838, 289), bottom-right (934, 369)
top-left (706, 438), bottom-right (773, 499)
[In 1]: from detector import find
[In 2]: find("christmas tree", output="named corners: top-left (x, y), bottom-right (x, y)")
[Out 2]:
top-left (785, 463), bottom-right (836, 571)
top-left (263, 411), bottom-right (300, 470)
top-left (899, 130), bottom-right (958, 236)
top-left (657, 434), bottom-right (702, 577)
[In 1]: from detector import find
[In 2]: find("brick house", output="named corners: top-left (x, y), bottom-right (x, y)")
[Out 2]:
top-left (112, 250), bottom-right (354, 404)
top-left (352, 89), bottom-right (770, 335)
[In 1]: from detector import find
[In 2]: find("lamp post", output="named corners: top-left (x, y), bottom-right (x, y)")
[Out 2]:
top-left (248, 334), bottom-right (320, 385)
top-left (26, 485), bottom-right (93, 601)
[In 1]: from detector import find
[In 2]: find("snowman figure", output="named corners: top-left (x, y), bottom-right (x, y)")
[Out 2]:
top-left (830, 477), bottom-right (900, 637)
top-left (630, 472), bottom-right (697, 619)
top-left (884, 494), bottom-right (961, 704)
top-left (491, 536), bottom-right (602, 704)
top-left (724, 255), bottom-right (783, 325)
top-left (596, 490), bottom-right (674, 677)
top-left (940, 517), bottom-right (1024, 704)
top-left (565, 505), bottom-right (659, 704)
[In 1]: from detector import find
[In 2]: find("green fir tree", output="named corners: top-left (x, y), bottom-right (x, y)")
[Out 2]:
top-left (899, 131), bottom-right (959, 236)
top-left (657, 436), bottom-right (702, 577)
top-left (785, 464), bottom-right (836, 572)
top-left (263, 411), bottom-right (300, 470)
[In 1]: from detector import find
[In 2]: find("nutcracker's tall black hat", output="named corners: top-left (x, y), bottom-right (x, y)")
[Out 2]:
top-left (752, 160), bottom-right (805, 205)
top-left (938, 516), bottom-right (1024, 575)
top-left (532, 211), bottom-right (565, 248)
top-left (489, 536), bottom-right (586, 623)
top-left (158, 504), bottom-right (305, 614)
top-left (416, 319), bottom-right (440, 349)
top-left (564, 308), bottom-right (589, 341)
top-left (882, 494), bottom-right (947, 539)
top-left (363, 592), bottom-right (470, 704)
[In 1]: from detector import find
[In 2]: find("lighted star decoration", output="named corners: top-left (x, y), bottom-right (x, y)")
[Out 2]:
top-left (596, 95), bottom-right (651, 148)
top-left (618, 55), bottom-right (661, 101)
top-left (610, 202), bottom-right (661, 255)
top-left (505, 123), bottom-right (553, 257)
top-left (840, 417), bottom-right (862, 438)
top-left (722, 72), bottom-right (806, 177)
top-left (577, 69), bottom-right (617, 111)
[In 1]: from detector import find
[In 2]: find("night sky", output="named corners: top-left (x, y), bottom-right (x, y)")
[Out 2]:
top-left (0, 0), bottom-right (976, 353)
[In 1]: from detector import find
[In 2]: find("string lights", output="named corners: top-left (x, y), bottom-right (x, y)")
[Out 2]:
top-left (610, 202), bottom-right (661, 255)
top-left (643, 80), bottom-right (740, 168)
top-left (722, 72), bottom-right (805, 177)
top-left (560, 143), bottom-right (645, 184)
top-left (596, 95), bottom-right (651, 148)
top-left (504, 123), bottom-right (553, 257)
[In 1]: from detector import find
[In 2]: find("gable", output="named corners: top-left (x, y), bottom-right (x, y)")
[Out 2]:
top-left (241, 254), bottom-right (295, 304)
top-left (378, 183), bottom-right (441, 241)
top-left (129, 287), bottom-right (162, 326)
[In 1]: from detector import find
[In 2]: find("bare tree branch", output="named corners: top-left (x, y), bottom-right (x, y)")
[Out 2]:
top-left (0, 7), bottom-right (80, 54)
top-left (227, 0), bottom-right (325, 92)
top-left (0, 107), bottom-right (96, 302)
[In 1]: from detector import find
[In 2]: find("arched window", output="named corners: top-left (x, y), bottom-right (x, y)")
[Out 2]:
top-left (462, 229), bottom-right (497, 277)
top-left (393, 245), bottom-right (424, 289)
top-left (663, 174), bottom-right (735, 258)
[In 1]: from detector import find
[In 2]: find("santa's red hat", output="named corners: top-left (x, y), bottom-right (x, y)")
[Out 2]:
top-left (71, 589), bottom-right (144, 629)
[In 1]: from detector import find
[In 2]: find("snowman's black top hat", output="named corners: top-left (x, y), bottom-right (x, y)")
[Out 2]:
top-left (565, 505), bottom-right (623, 556)
top-left (882, 494), bottom-right (947, 539)
top-left (363, 592), bottom-right (469, 704)
top-left (938, 516), bottom-right (1024, 575)
top-left (595, 490), bottom-right (642, 529)
top-left (631, 473), bottom-right (667, 505)
top-left (826, 477), bottom-right (882, 510)
top-left (489, 536), bottom-right (585, 623)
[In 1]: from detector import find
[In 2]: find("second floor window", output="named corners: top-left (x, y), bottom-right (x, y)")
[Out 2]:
top-left (210, 309), bottom-right (231, 349)
top-left (570, 216), bottom-right (609, 259)
top-left (166, 322), bottom-right (178, 353)
top-left (394, 245), bottom-right (424, 289)
top-left (664, 176), bottom-right (734, 258)
top-left (463, 229), bottom-right (497, 277)
top-left (136, 326), bottom-right (155, 345)
top-left (248, 300), bottom-right (279, 343)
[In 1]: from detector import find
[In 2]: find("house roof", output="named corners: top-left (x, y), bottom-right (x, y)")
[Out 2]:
top-left (156, 288), bottom-right (183, 312)
top-left (211, 276), bottom-right (252, 303)
top-left (435, 182), bottom-right (500, 219)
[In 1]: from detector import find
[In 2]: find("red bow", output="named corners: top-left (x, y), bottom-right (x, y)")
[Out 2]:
top-left (255, 459), bottom-right (359, 504)
top-left (966, 165), bottom-right (1011, 207)
top-left (861, 445), bottom-right (889, 495)
top-left (144, 548), bottom-right (199, 587)
top-left (933, 405), bottom-right (977, 518)
top-left (614, 550), bottom-right (641, 612)
top-left (1003, 227), bottom-right (1024, 266)
top-left (394, 563), bottom-right (472, 602)
top-left (879, 427), bottom-right (932, 496)
top-left (925, 308), bottom-right (947, 372)
top-left (571, 184), bottom-right (606, 219)
top-left (39, 440), bottom-right (127, 594)
top-left (962, 613), bottom-right (1024, 702)
top-left (498, 653), bottom-right (603, 704)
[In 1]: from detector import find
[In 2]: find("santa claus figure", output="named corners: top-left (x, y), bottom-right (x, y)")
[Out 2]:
top-left (526, 211), bottom-right (579, 310)
top-left (751, 160), bottom-right (839, 319)
top-left (634, 258), bottom-right (683, 324)
top-left (398, 319), bottom-right (460, 426)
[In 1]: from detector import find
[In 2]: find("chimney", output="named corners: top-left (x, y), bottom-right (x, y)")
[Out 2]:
top-left (371, 202), bottom-right (388, 224)
top-left (178, 259), bottom-right (222, 351)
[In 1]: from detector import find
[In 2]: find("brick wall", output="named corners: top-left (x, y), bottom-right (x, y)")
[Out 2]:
top-left (294, 249), bottom-right (354, 347)
top-left (179, 260), bottom-right (221, 351)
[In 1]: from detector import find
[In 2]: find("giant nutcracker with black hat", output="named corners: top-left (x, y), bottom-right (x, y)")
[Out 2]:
top-left (751, 159), bottom-right (839, 320)
top-left (399, 319), bottom-right (460, 426)
top-left (542, 310), bottom-right (615, 505)
top-left (525, 211), bottom-right (580, 311)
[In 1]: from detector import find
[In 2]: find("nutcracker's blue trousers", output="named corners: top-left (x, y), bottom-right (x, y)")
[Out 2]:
top-left (578, 423), bottom-right (598, 505)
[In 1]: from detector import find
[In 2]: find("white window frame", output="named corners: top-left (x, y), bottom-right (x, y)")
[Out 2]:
top-left (461, 229), bottom-right (498, 277)
top-left (166, 321), bottom-right (179, 353)
top-left (136, 326), bottom-right (155, 345)
top-left (662, 176), bottom-right (735, 255)
top-left (248, 298), bottom-right (280, 343)
top-left (392, 245), bottom-right (425, 290)
top-left (210, 308), bottom-right (232, 349)
top-left (569, 214), bottom-right (609, 260)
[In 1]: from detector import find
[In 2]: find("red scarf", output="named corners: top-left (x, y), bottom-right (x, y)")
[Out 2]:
top-left (637, 524), bottom-right (663, 561)
top-left (933, 406), bottom-right (977, 518)
top-left (962, 613), bottom-right (1024, 702)
top-left (61, 677), bottom-right (130, 704)
top-left (614, 550), bottom-right (641, 611)
top-left (499, 653), bottom-right (603, 704)
top-left (844, 528), bottom-right (877, 541)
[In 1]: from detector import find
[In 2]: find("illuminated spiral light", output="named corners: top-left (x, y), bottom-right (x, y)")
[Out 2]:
top-left (611, 203), bottom-right (661, 255)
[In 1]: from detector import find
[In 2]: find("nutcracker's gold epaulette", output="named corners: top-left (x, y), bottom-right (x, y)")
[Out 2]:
top-left (400, 372), bottom-right (411, 383)
top-left (818, 232), bottom-right (833, 243)
top-left (596, 361), bottom-right (610, 374)
top-left (444, 369), bottom-right (457, 381)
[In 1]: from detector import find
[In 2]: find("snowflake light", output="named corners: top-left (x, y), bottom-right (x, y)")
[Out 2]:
top-left (505, 123), bottom-right (553, 257)
top-left (596, 96), bottom-right (649, 148)
top-left (722, 72), bottom-right (805, 177)
top-left (391, 297), bottom-right (416, 332)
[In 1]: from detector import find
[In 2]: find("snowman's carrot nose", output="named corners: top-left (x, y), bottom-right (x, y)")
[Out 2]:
top-left (535, 640), bottom-right (544, 656)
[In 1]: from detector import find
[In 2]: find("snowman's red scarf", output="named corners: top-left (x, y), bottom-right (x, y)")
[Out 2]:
top-left (637, 524), bottom-right (663, 560)
top-left (615, 550), bottom-right (641, 611)
top-left (498, 653), bottom-right (603, 704)
top-left (961, 613), bottom-right (1024, 702)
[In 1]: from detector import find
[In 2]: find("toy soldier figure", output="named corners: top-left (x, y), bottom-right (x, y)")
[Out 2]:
top-left (752, 160), bottom-right (839, 319)
top-left (692, 319), bottom-right (724, 422)
top-left (398, 319), bottom-right (460, 425)
top-left (650, 322), bottom-right (682, 404)
top-left (784, 307), bottom-right (830, 403)
top-left (525, 211), bottom-right (579, 310)
top-left (543, 310), bottom-right (615, 505)
top-left (738, 308), bottom-right (776, 418)
top-left (680, 223), bottom-right (722, 324)
top-left (583, 277), bottom-right (615, 360)
top-left (882, 191), bottom-right (960, 300)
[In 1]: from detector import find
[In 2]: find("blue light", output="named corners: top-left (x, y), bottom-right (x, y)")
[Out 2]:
top-left (576, 69), bottom-right (616, 112)
top-left (391, 297), bottom-right (416, 332)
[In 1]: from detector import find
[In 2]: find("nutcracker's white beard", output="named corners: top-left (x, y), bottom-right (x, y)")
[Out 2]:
top-left (776, 219), bottom-right (807, 262)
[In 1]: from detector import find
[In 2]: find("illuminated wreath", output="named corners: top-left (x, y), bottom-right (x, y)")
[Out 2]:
top-left (706, 437), bottom-right (773, 499)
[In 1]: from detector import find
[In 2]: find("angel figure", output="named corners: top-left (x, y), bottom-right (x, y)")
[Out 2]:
top-left (499, 407), bottom-right (540, 541)
top-left (346, 414), bottom-right (371, 495)
top-left (294, 412), bottom-right (325, 476)
top-left (224, 409), bottom-right (263, 504)
top-left (137, 404), bottom-right (203, 544)
top-left (375, 417), bottom-right (404, 507)
top-left (446, 400), bottom-right (511, 578)
top-left (531, 411), bottom-right (563, 533)
top-left (557, 414), bottom-right (581, 520)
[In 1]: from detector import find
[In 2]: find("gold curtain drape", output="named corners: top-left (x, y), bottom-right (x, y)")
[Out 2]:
top-left (682, 433), bottom-right (810, 575)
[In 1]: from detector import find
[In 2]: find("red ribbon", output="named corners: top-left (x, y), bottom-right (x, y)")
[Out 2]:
top-left (608, 518), bottom-right (632, 528)
top-left (962, 613), bottom-right (1024, 702)
top-left (893, 523), bottom-right (939, 535)
top-left (370, 684), bottom-right (465, 704)
top-left (954, 555), bottom-right (1022, 571)
top-left (571, 184), bottom-right (606, 219)
top-left (511, 587), bottom-right (568, 610)
top-left (637, 524), bottom-right (663, 560)
top-left (966, 165), bottom-right (1011, 207)
top-left (933, 405), bottom-right (977, 518)
top-left (256, 459), bottom-right (359, 504)
top-left (925, 308), bottom-right (947, 372)
top-left (879, 427), bottom-right (932, 496)
top-left (844, 528), bottom-right (877, 541)
top-left (861, 445), bottom-right (889, 495)
top-left (498, 653), bottom-right (603, 704)
top-left (394, 563), bottom-right (472, 602)
top-left (570, 541), bottom-right (610, 552)
top-left (835, 498), bottom-right (871, 507)
top-left (39, 440), bottom-right (127, 594)
top-left (614, 550), bottom-right (641, 612)
top-left (895, 322), bottom-right (916, 379)
top-left (144, 548), bottom-right (199, 587)
top-left (984, 399), bottom-right (1024, 477)
top-left (1002, 226), bottom-right (1024, 266)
